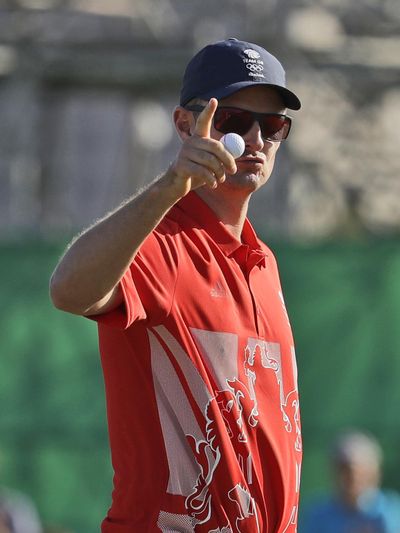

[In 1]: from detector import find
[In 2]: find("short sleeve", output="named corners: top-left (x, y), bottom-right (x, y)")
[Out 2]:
top-left (93, 227), bottom-right (179, 329)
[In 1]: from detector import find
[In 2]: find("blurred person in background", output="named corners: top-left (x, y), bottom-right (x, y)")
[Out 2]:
top-left (0, 486), bottom-right (42, 533)
top-left (0, 448), bottom-right (42, 533)
top-left (0, 506), bottom-right (12, 533)
top-left (300, 429), bottom-right (400, 533)
top-left (50, 38), bottom-right (302, 532)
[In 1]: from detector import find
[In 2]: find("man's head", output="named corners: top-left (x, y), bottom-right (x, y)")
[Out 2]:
top-left (331, 430), bottom-right (383, 508)
top-left (174, 39), bottom-right (300, 196)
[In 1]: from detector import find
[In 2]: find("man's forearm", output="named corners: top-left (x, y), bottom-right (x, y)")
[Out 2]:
top-left (49, 172), bottom-right (183, 315)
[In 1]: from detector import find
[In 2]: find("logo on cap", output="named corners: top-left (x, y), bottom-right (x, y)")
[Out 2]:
top-left (246, 64), bottom-right (264, 73)
top-left (242, 48), bottom-right (265, 79)
top-left (244, 49), bottom-right (261, 60)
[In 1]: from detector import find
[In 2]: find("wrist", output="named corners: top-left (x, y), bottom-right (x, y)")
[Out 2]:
top-left (156, 166), bottom-right (189, 203)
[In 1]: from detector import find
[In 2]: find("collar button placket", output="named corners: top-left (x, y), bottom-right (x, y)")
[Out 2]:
top-left (247, 263), bottom-right (266, 339)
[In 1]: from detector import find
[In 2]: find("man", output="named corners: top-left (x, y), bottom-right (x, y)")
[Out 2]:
top-left (50, 38), bottom-right (302, 532)
top-left (300, 430), bottom-right (400, 533)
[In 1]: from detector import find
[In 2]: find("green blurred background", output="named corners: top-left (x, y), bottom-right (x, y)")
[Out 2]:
top-left (1, 1), bottom-right (400, 532)
top-left (2, 239), bottom-right (400, 532)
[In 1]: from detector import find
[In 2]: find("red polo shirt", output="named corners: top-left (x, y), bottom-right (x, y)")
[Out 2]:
top-left (95, 191), bottom-right (302, 533)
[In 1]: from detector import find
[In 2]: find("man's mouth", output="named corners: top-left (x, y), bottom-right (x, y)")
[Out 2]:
top-left (237, 155), bottom-right (265, 165)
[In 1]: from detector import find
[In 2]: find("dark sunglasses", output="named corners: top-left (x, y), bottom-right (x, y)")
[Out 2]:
top-left (185, 105), bottom-right (292, 142)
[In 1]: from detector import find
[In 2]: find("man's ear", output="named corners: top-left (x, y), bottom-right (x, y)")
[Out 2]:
top-left (173, 106), bottom-right (194, 140)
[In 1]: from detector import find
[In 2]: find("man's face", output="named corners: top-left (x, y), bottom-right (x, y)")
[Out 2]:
top-left (335, 458), bottom-right (380, 507)
top-left (209, 85), bottom-right (287, 194)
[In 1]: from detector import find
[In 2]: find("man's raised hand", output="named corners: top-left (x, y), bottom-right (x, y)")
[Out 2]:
top-left (165, 98), bottom-right (237, 197)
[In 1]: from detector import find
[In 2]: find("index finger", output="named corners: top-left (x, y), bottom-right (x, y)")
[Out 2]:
top-left (193, 98), bottom-right (218, 138)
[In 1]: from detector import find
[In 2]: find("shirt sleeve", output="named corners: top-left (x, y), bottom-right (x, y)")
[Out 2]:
top-left (92, 227), bottom-right (179, 329)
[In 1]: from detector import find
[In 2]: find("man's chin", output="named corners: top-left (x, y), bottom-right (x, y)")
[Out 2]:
top-left (225, 171), bottom-right (268, 192)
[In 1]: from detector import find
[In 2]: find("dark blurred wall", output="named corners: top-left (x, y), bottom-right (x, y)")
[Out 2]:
top-left (0, 0), bottom-right (399, 240)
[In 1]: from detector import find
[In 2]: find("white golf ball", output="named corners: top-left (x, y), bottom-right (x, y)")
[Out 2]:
top-left (220, 133), bottom-right (245, 159)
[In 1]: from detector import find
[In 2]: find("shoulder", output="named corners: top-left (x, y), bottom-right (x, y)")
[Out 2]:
top-left (374, 490), bottom-right (400, 533)
top-left (380, 489), bottom-right (400, 512)
top-left (138, 214), bottom-right (183, 258)
top-left (301, 495), bottom-right (341, 523)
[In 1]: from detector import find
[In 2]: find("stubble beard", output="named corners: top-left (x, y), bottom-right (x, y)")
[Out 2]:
top-left (223, 166), bottom-right (271, 193)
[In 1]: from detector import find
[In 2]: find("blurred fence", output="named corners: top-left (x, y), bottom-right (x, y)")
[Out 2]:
top-left (1, 239), bottom-right (400, 531)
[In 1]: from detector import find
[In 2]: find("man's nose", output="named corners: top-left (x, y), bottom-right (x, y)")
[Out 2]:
top-left (243, 121), bottom-right (265, 151)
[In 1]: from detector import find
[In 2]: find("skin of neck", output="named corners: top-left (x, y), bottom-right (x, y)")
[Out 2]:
top-left (195, 185), bottom-right (250, 241)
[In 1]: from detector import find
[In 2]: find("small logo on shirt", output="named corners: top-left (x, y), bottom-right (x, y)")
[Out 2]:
top-left (210, 281), bottom-right (227, 298)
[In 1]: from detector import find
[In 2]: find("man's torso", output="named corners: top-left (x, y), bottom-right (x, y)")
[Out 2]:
top-left (95, 192), bottom-right (302, 532)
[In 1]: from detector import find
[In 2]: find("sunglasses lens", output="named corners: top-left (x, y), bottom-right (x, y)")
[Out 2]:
top-left (214, 109), bottom-right (254, 136)
top-left (213, 108), bottom-right (291, 141)
top-left (260, 115), bottom-right (291, 141)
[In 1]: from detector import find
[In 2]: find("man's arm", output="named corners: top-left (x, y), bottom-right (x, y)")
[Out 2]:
top-left (49, 99), bottom-right (236, 317)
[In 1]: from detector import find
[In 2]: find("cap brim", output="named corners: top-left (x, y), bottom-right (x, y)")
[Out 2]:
top-left (196, 81), bottom-right (301, 110)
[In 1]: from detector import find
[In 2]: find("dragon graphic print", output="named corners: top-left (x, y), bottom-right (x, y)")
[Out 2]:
top-left (151, 326), bottom-right (302, 533)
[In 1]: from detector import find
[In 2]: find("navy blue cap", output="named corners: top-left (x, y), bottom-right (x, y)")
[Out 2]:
top-left (180, 38), bottom-right (301, 110)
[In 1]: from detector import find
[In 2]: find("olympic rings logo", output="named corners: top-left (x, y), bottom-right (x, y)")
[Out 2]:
top-left (246, 63), bottom-right (264, 73)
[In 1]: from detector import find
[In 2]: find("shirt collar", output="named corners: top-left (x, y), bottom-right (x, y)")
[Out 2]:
top-left (170, 191), bottom-right (267, 262)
